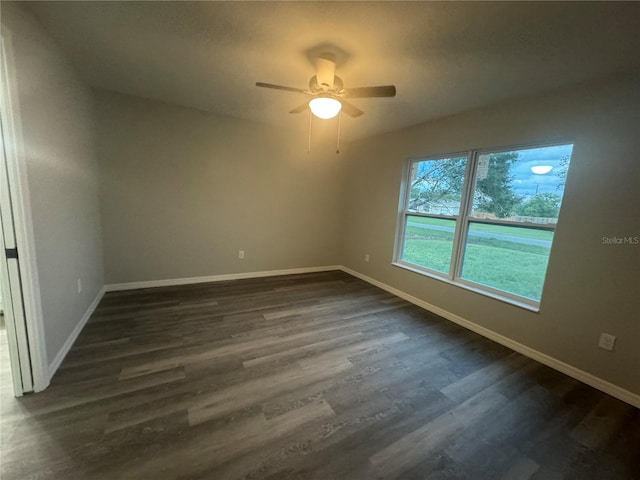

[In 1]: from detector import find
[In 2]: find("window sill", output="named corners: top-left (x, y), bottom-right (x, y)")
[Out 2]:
top-left (391, 261), bottom-right (540, 313)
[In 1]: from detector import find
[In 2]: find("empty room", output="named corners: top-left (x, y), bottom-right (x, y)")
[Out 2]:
top-left (1, 1), bottom-right (639, 479)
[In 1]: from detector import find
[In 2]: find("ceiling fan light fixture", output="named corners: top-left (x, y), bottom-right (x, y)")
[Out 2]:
top-left (531, 165), bottom-right (553, 174)
top-left (308, 96), bottom-right (342, 119)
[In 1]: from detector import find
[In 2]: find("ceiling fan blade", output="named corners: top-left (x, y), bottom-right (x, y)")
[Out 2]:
top-left (289, 102), bottom-right (309, 114)
top-left (256, 82), bottom-right (307, 94)
top-left (345, 85), bottom-right (396, 98)
top-left (340, 99), bottom-right (364, 118)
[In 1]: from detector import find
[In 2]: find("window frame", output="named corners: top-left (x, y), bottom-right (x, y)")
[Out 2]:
top-left (393, 141), bottom-right (572, 312)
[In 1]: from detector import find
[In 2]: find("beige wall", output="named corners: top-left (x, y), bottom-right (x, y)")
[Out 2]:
top-left (95, 91), bottom-right (345, 284)
top-left (2, 4), bottom-right (104, 366)
top-left (341, 74), bottom-right (640, 395)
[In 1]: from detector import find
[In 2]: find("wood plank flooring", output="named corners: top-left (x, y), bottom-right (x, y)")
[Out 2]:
top-left (1, 271), bottom-right (638, 479)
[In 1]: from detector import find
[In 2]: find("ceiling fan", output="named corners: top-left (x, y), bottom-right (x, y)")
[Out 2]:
top-left (256, 52), bottom-right (396, 120)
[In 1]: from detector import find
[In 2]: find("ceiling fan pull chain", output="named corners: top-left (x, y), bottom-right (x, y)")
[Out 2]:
top-left (308, 109), bottom-right (313, 153)
top-left (336, 110), bottom-right (342, 154)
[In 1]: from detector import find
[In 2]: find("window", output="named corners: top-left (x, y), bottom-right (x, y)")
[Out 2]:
top-left (395, 143), bottom-right (573, 309)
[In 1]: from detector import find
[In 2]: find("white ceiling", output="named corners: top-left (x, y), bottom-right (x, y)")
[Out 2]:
top-left (26, 1), bottom-right (640, 141)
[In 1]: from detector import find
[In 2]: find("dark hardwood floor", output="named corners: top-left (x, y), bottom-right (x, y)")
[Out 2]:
top-left (1, 271), bottom-right (638, 479)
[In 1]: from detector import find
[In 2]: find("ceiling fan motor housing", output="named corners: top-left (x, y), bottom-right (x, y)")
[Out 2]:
top-left (309, 75), bottom-right (343, 95)
top-left (315, 52), bottom-right (337, 88)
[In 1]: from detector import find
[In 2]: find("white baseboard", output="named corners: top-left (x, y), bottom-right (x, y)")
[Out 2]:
top-left (47, 286), bottom-right (105, 382)
top-left (340, 266), bottom-right (640, 409)
top-left (105, 265), bottom-right (342, 292)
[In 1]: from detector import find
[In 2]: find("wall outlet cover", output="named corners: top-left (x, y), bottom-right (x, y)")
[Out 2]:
top-left (598, 333), bottom-right (616, 351)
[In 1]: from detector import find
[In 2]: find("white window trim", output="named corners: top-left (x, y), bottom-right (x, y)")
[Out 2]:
top-left (393, 141), bottom-right (573, 312)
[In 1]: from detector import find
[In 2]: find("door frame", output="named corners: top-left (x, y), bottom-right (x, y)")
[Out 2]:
top-left (1, 30), bottom-right (49, 393)
top-left (0, 172), bottom-right (33, 395)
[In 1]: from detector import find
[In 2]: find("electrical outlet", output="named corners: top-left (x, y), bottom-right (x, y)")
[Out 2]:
top-left (238, 250), bottom-right (245, 259)
top-left (77, 278), bottom-right (82, 293)
top-left (364, 254), bottom-right (370, 262)
top-left (598, 332), bottom-right (616, 351)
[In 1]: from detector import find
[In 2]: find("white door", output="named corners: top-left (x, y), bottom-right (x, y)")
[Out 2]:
top-left (0, 61), bottom-right (33, 396)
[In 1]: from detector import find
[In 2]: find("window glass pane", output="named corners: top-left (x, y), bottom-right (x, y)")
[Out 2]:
top-left (460, 222), bottom-right (554, 301)
top-left (401, 215), bottom-right (456, 274)
top-left (408, 156), bottom-right (467, 215)
top-left (471, 144), bottom-right (573, 225)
